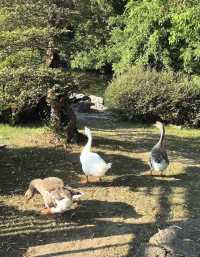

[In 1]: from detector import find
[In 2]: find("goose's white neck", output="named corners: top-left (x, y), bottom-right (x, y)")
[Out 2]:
top-left (156, 124), bottom-right (165, 148)
top-left (83, 133), bottom-right (92, 153)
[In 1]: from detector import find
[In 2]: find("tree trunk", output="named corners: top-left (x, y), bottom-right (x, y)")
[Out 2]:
top-left (47, 87), bottom-right (62, 131)
top-left (45, 43), bottom-right (61, 68)
top-left (50, 102), bottom-right (61, 130)
top-left (46, 47), bottom-right (85, 144)
top-left (65, 106), bottom-right (76, 143)
top-left (64, 106), bottom-right (86, 144)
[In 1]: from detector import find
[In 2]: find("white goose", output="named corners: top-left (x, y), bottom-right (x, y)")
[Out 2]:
top-left (80, 127), bottom-right (112, 183)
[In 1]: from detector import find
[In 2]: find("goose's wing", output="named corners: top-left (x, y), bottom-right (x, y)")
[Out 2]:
top-left (161, 150), bottom-right (169, 164)
top-left (80, 152), bottom-right (108, 175)
top-left (150, 148), bottom-right (169, 164)
top-left (42, 177), bottom-right (64, 191)
top-left (85, 152), bottom-right (106, 164)
top-left (50, 188), bottom-right (71, 200)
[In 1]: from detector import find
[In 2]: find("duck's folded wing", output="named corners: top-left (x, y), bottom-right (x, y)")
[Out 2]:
top-left (43, 177), bottom-right (64, 191)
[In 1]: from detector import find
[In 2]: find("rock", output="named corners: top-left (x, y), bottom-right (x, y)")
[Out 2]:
top-left (134, 219), bottom-right (200, 257)
top-left (70, 93), bottom-right (90, 103)
top-left (69, 93), bottom-right (116, 127)
top-left (70, 93), bottom-right (93, 112)
top-left (76, 101), bottom-right (93, 112)
top-left (70, 94), bottom-right (107, 113)
top-left (89, 95), bottom-right (107, 111)
top-left (144, 245), bottom-right (169, 257)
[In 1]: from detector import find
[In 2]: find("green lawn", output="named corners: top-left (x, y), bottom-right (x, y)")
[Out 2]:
top-left (0, 122), bottom-right (200, 257)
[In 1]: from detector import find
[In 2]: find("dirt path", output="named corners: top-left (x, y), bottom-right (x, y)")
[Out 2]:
top-left (0, 119), bottom-right (200, 257)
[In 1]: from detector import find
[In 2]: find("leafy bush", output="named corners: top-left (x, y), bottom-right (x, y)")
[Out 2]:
top-left (104, 67), bottom-right (200, 127)
top-left (0, 66), bottom-right (81, 108)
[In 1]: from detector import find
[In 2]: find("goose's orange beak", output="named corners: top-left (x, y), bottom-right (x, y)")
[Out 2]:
top-left (40, 208), bottom-right (52, 215)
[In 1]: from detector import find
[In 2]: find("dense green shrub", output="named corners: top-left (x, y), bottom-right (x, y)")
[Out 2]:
top-left (104, 67), bottom-right (200, 127)
top-left (0, 66), bottom-right (81, 108)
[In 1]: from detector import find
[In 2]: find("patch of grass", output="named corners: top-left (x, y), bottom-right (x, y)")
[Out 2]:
top-left (0, 124), bottom-right (47, 147)
top-left (0, 122), bottom-right (200, 257)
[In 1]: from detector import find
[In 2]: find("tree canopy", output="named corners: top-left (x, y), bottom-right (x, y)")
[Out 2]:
top-left (0, 0), bottom-right (76, 108)
top-left (0, 0), bottom-right (200, 119)
top-left (106, 0), bottom-right (200, 74)
top-left (0, 0), bottom-right (125, 109)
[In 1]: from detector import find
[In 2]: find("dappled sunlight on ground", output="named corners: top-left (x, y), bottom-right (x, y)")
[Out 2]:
top-left (25, 234), bottom-right (133, 257)
top-left (0, 122), bottom-right (200, 256)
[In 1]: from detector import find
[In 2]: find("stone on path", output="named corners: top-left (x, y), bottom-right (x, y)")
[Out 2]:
top-left (134, 218), bottom-right (200, 257)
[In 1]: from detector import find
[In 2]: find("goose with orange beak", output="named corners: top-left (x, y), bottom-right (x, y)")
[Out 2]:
top-left (80, 127), bottom-right (112, 183)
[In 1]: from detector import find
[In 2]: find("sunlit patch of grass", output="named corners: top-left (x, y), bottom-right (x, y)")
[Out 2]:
top-left (165, 162), bottom-right (186, 176)
top-left (0, 124), bottom-right (48, 147)
top-left (166, 124), bottom-right (200, 137)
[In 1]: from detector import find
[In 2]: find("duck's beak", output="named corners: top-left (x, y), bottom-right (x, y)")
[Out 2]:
top-left (40, 208), bottom-right (52, 215)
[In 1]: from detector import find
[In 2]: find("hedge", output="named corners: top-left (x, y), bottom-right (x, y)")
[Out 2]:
top-left (104, 67), bottom-right (200, 127)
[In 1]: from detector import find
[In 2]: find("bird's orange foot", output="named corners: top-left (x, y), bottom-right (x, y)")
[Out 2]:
top-left (40, 208), bottom-right (52, 215)
top-left (96, 177), bottom-right (102, 183)
top-left (80, 176), bottom-right (89, 184)
top-left (80, 179), bottom-right (88, 184)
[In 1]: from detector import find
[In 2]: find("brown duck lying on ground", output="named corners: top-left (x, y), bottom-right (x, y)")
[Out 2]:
top-left (25, 177), bottom-right (84, 214)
